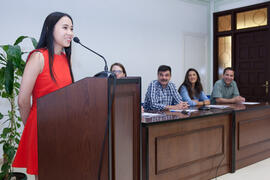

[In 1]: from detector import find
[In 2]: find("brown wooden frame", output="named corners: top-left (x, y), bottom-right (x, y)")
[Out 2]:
top-left (213, 1), bottom-right (270, 83)
top-left (142, 103), bottom-right (270, 180)
top-left (37, 77), bottom-right (141, 180)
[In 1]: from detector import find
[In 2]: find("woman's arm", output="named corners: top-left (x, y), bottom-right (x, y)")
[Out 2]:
top-left (179, 86), bottom-right (197, 106)
top-left (200, 91), bottom-right (210, 105)
top-left (18, 52), bottom-right (44, 125)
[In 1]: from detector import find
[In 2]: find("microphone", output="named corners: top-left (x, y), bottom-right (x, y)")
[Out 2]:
top-left (73, 36), bottom-right (111, 77)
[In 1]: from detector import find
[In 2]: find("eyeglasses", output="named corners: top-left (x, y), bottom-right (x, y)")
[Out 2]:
top-left (112, 70), bottom-right (123, 74)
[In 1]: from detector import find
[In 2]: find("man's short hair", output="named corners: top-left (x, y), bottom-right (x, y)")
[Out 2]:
top-left (158, 65), bottom-right (171, 74)
top-left (223, 67), bottom-right (234, 75)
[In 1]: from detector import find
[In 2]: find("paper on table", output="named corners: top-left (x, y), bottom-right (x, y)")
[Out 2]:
top-left (206, 105), bottom-right (230, 109)
top-left (241, 102), bottom-right (260, 105)
top-left (169, 109), bottom-right (198, 113)
top-left (142, 112), bottom-right (165, 117)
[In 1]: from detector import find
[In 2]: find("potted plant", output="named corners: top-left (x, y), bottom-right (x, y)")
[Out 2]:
top-left (0, 36), bottom-right (37, 180)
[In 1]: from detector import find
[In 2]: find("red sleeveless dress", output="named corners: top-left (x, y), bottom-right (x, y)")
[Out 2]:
top-left (12, 49), bottom-right (72, 175)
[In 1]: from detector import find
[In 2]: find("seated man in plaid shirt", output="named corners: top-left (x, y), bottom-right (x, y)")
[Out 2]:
top-left (143, 65), bottom-right (188, 111)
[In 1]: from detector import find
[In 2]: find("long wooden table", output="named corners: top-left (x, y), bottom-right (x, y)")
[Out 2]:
top-left (142, 103), bottom-right (270, 180)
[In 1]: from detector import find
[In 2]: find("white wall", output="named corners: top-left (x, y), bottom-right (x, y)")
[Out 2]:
top-left (0, 0), bottom-right (210, 156)
top-left (0, 0), bottom-right (209, 95)
top-left (183, 33), bottom-right (209, 93)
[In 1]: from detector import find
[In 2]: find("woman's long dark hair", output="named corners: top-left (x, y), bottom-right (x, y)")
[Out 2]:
top-left (36, 12), bottom-right (74, 82)
top-left (178, 68), bottom-right (203, 99)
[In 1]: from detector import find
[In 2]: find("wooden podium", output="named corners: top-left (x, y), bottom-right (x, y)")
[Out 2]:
top-left (37, 77), bottom-right (141, 180)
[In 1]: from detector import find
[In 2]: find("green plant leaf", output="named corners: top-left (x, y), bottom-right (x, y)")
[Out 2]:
top-left (0, 67), bottom-right (5, 85)
top-left (1, 133), bottom-right (6, 139)
top-left (0, 52), bottom-right (6, 62)
top-left (13, 58), bottom-right (25, 70)
top-left (15, 88), bottom-right (19, 96)
top-left (7, 45), bottom-right (22, 69)
top-left (6, 146), bottom-right (16, 158)
top-left (1, 91), bottom-right (9, 98)
top-left (0, 51), bottom-right (5, 57)
top-left (4, 59), bottom-right (14, 95)
top-left (15, 138), bottom-right (20, 145)
top-left (0, 36), bottom-right (37, 179)
top-left (1, 45), bottom-right (9, 52)
top-left (15, 132), bottom-right (21, 137)
top-left (14, 82), bottom-right (20, 88)
top-left (16, 122), bottom-right (21, 128)
top-left (1, 162), bottom-right (10, 174)
top-left (15, 69), bottom-right (23, 77)
top-left (0, 172), bottom-right (6, 179)
top-left (3, 142), bottom-right (10, 152)
top-left (15, 64), bottom-right (25, 76)
top-left (30, 37), bottom-right (38, 48)
top-left (14, 36), bottom-right (28, 46)
top-left (3, 45), bottom-right (19, 57)
top-left (17, 116), bottom-right (22, 122)
top-left (2, 128), bottom-right (12, 137)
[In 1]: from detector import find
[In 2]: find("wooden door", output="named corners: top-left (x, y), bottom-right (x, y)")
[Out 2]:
top-left (213, 2), bottom-right (270, 102)
top-left (234, 30), bottom-right (270, 102)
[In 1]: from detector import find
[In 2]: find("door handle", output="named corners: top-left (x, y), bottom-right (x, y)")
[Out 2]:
top-left (262, 81), bottom-right (269, 95)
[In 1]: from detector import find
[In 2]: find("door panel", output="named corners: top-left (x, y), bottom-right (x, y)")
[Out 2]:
top-left (235, 30), bottom-right (270, 102)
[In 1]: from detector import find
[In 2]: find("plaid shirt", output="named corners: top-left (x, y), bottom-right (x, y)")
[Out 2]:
top-left (143, 80), bottom-right (182, 111)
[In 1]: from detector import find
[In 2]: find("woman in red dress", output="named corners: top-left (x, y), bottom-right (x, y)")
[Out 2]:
top-left (12, 12), bottom-right (74, 180)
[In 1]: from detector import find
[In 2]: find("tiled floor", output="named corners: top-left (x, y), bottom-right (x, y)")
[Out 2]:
top-left (14, 158), bottom-right (270, 180)
top-left (212, 158), bottom-right (270, 180)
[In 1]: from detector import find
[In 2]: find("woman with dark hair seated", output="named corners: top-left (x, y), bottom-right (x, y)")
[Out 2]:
top-left (178, 68), bottom-right (210, 106)
top-left (110, 62), bottom-right (127, 79)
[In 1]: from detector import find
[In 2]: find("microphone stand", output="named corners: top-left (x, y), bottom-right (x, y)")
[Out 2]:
top-left (73, 37), bottom-right (116, 180)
